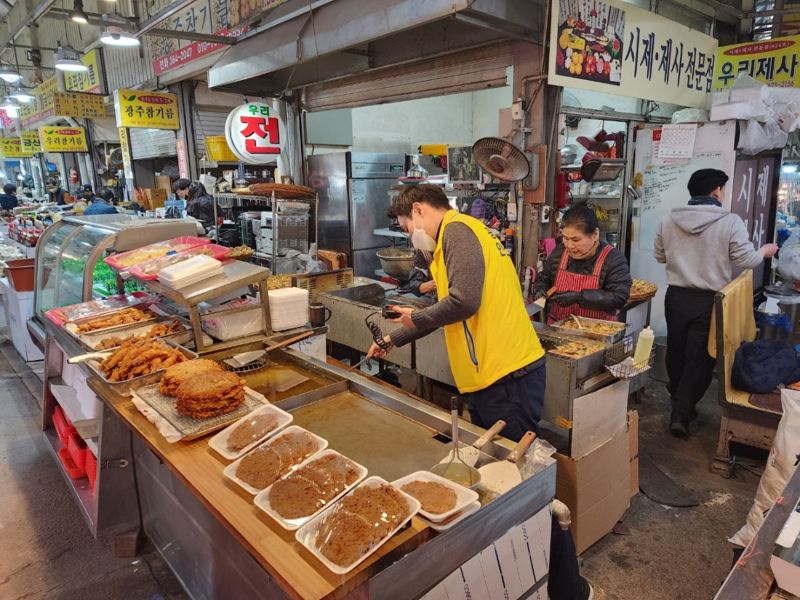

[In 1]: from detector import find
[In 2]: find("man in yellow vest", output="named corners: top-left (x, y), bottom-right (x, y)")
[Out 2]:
top-left (369, 185), bottom-right (593, 600)
top-left (369, 184), bottom-right (546, 439)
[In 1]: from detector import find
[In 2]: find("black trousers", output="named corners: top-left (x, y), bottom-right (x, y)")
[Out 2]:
top-left (665, 285), bottom-right (717, 420)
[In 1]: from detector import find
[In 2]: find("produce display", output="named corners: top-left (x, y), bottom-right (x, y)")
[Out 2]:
top-left (76, 306), bottom-right (155, 333)
top-left (236, 430), bottom-right (321, 490)
top-left (99, 338), bottom-right (187, 381)
top-left (400, 480), bottom-right (457, 515)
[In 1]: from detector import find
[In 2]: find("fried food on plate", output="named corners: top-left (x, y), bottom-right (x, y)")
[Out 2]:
top-left (159, 358), bottom-right (223, 396)
top-left (77, 307), bottom-right (154, 333)
top-left (99, 338), bottom-right (186, 382)
top-left (175, 371), bottom-right (245, 419)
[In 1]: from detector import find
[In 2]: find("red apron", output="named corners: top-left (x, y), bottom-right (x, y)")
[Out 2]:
top-left (547, 244), bottom-right (618, 324)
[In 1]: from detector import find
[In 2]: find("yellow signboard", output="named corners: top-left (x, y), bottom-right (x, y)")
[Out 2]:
top-left (0, 138), bottom-right (31, 158)
top-left (64, 49), bottom-right (104, 94)
top-left (118, 127), bottom-right (133, 180)
top-left (114, 89), bottom-right (179, 129)
top-left (39, 126), bottom-right (88, 152)
top-left (51, 92), bottom-right (105, 119)
top-left (714, 35), bottom-right (800, 89)
top-left (21, 131), bottom-right (41, 154)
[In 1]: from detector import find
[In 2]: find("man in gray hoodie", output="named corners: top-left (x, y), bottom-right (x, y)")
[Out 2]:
top-left (654, 168), bottom-right (778, 438)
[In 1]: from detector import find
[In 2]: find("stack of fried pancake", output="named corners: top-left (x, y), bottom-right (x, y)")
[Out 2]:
top-left (159, 359), bottom-right (245, 419)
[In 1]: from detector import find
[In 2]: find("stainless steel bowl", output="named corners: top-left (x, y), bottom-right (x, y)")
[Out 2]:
top-left (376, 247), bottom-right (415, 278)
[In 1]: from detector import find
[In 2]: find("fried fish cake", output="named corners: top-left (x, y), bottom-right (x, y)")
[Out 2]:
top-left (159, 359), bottom-right (223, 396)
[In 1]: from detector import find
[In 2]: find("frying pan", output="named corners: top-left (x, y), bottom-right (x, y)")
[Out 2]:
top-left (478, 431), bottom-right (537, 495)
top-left (439, 419), bottom-right (506, 467)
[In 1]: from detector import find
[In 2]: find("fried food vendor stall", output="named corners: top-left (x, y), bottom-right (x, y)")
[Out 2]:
top-left (32, 234), bottom-right (556, 600)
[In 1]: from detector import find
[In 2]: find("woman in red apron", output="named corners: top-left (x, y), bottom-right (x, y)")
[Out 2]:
top-left (535, 205), bottom-right (632, 324)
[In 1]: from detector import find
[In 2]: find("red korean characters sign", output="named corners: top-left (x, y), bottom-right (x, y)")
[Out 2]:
top-left (225, 102), bottom-right (283, 164)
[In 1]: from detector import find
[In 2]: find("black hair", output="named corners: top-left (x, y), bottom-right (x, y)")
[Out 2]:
top-left (46, 177), bottom-right (59, 187)
top-left (172, 178), bottom-right (191, 193)
top-left (188, 182), bottom-right (208, 201)
top-left (561, 204), bottom-right (599, 235)
top-left (688, 169), bottom-right (728, 197)
top-left (389, 184), bottom-right (450, 217)
top-left (95, 187), bottom-right (115, 202)
top-left (3, 183), bottom-right (16, 194)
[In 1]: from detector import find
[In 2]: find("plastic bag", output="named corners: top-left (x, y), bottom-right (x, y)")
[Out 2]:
top-left (519, 438), bottom-right (557, 480)
top-left (671, 108), bottom-right (709, 124)
top-left (738, 118), bottom-right (786, 155)
top-left (730, 389), bottom-right (800, 547)
top-left (778, 228), bottom-right (800, 281)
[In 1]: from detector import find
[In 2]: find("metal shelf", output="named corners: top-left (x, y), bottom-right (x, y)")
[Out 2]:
top-left (43, 428), bottom-right (96, 532)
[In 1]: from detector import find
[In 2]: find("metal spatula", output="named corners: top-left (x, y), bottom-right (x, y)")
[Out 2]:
top-left (430, 397), bottom-right (481, 488)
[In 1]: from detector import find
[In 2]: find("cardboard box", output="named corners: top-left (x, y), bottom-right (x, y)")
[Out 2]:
top-left (144, 188), bottom-right (167, 209)
top-left (155, 175), bottom-right (172, 195)
top-left (571, 378), bottom-right (629, 459)
top-left (555, 424), bottom-right (631, 554)
top-left (629, 410), bottom-right (639, 498)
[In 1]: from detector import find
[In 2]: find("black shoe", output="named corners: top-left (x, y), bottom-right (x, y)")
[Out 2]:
top-left (670, 413), bottom-right (689, 438)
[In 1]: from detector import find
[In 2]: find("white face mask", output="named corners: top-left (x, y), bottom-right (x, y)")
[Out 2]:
top-left (411, 213), bottom-right (436, 251)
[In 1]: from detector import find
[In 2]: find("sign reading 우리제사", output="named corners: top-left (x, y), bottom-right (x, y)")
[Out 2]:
top-left (548, 0), bottom-right (718, 108)
top-left (39, 126), bottom-right (88, 152)
top-left (714, 35), bottom-right (800, 89)
top-left (224, 102), bottom-right (284, 164)
top-left (114, 89), bottom-right (179, 129)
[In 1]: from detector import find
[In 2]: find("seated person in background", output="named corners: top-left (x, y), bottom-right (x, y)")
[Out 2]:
top-left (84, 187), bottom-right (118, 215)
top-left (407, 249), bottom-right (436, 297)
top-left (80, 184), bottom-right (96, 203)
top-left (186, 182), bottom-right (216, 228)
top-left (0, 183), bottom-right (18, 210)
top-left (46, 177), bottom-right (67, 205)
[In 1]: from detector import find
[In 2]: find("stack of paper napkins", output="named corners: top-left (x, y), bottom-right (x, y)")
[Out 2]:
top-left (267, 287), bottom-right (309, 331)
top-left (159, 255), bottom-right (223, 289)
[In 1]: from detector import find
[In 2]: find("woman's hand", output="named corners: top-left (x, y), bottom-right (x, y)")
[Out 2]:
top-left (419, 280), bottom-right (436, 294)
top-left (367, 336), bottom-right (393, 358)
top-left (388, 305), bottom-right (416, 328)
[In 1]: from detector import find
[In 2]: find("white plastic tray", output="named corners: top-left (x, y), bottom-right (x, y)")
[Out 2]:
top-left (392, 470), bottom-right (479, 522)
top-left (295, 476), bottom-right (420, 575)
top-left (424, 500), bottom-right (481, 532)
top-left (254, 449), bottom-right (368, 531)
top-left (223, 425), bottom-right (327, 495)
top-left (208, 404), bottom-right (294, 461)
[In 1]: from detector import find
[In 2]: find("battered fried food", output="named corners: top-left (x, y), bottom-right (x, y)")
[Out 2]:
top-left (549, 339), bottom-right (605, 359)
top-left (77, 307), bottom-right (154, 333)
top-left (175, 371), bottom-right (245, 419)
top-left (96, 335), bottom-right (127, 350)
top-left (226, 412), bottom-right (279, 452)
top-left (560, 318), bottom-right (624, 336)
top-left (95, 318), bottom-right (185, 350)
top-left (400, 481), bottom-right (457, 515)
top-left (235, 430), bottom-right (321, 490)
top-left (99, 338), bottom-right (186, 382)
top-left (159, 359), bottom-right (223, 396)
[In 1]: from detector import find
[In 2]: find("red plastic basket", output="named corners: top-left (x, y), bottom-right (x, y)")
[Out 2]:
top-left (57, 447), bottom-right (85, 479)
top-left (52, 406), bottom-right (76, 446)
top-left (67, 433), bottom-right (86, 470)
top-left (85, 449), bottom-right (97, 492)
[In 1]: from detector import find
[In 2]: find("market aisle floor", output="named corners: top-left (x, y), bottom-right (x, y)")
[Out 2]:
top-left (582, 379), bottom-right (760, 600)
top-left (0, 327), bottom-right (186, 600)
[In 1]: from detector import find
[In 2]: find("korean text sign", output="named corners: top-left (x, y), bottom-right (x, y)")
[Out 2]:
top-left (548, 0), bottom-right (718, 109)
top-left (38, 127), bottom-right (88, 153)
top-left (0, 138), bottom-right (31, 159)
top-left (225, 102), bottom-right (283, 164)
top-left (21, 131), bottom-right (41, 155)
top-left (714, 36), bottom-right (800, 89)
top-left (114, 89), bottom-right (180, 129)
top-left (64, 50), bottom-right (105, 94)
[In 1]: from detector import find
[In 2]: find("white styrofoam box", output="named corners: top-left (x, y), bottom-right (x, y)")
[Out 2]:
top-left (159, 254), bottom-right (222, 284)
top-left (268, 287), bottom-right (309, 331)
top-left (202, 297), bottom-right (265, 341)
top-left (711, 90), bottom-right (731, 107)
top-left (729, 85), bottom-right (767, 105)
top-left (710, 102), bottom-right (765, 122)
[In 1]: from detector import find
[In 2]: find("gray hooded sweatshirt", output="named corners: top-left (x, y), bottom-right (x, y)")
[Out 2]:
top-left (654, 205), bottom-right (763, 291)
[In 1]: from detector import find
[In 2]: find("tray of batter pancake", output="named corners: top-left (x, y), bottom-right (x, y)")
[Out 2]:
top-left (133, 382), bottom-right (268, 441)
top-left (254, 449), bottom-right (368, 531)
top-left (550, 316), bottom-right (626, 343)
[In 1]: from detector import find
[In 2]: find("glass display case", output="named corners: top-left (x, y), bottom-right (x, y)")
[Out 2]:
top-left (34, 215), bottom-right (200, 317)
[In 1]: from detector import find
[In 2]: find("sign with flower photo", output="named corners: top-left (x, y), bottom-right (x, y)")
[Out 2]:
top-left (549, 0), bottom-right (718, 109)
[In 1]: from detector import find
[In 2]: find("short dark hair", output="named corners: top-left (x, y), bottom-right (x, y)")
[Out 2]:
top-left (172, 178), bottom-right (190, 193)
top-left (389, 184), bottom-right (450, 217)
top-left (81, 184), bottom-right (93, 192)
top-left (46, 177), bottom-right (59, 187)
top-left (96, 187), bottom-right (114, 202)
top-left (561, 204), bottom-right (599, 235)
top-left (3, 183), bottom-right (16, 194)
top-left (688, 169), bottom-right (728, 197)
top-left (188, 181), bottom-right (208, 200)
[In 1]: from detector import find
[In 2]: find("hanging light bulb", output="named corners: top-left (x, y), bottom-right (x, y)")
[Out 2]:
top-left (2, 96), bottom-right (19, 117)
top-left (70, 0), bottom-right (89, 24)
top-left (10, 86), bottom-right (33, 103)
top-left (0, 65), bottom-right (21, 84)
top-left (54, 44), bottom-right (88, 72)
top-left (100, 26), bottom-right (140, 47)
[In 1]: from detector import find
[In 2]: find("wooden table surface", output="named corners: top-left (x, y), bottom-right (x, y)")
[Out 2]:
top-left (103, 391), bottom-right (432, 600)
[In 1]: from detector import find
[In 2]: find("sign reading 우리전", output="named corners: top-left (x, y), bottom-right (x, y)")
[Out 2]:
top-left (225, 102), bottom-right (284, 164)
top-left (548, 0), bottom-right (718, 108)
top-left (39, 127), bottom-right (88, 152)
top-left (114, 89), bottom-right (179, 129)
top-left (713, 35), bottom-right (800, 89)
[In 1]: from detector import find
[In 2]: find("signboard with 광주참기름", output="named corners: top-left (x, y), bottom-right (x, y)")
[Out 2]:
top-left (39, 127), bottom-right (88, 153)
top-left (114, 89), bottom-right (180, 129)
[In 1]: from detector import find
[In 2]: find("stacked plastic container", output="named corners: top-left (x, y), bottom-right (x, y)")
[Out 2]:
top-left (267, 287), bottom-right (309, 331)
top-left (53, 405), bottom-right (98, 492)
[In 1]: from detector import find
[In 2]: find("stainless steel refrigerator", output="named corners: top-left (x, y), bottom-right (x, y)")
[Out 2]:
top-left (307, 152), bottom-right (405, 276)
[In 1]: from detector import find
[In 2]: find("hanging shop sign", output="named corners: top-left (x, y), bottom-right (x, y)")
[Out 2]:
top-left (147, 0), bottom-right (277, 76)
top-left (118, 127), bottom-right (133, 180)
top-left (114, 89), bottom-right (180, 129)
top-left (21, 131), bottom-right (41, 155)
top-left (713, 36), bottom-right (800, 89)
top-left (548, 0), bottom-right (718, 109)
top-left (224, 102), bottom-right (283, 164)
top-left (64, 49), bottom-right (105, 94)
top-left (49, 92), bottom-right (106, 119)
top-left (20, 77), bottom-right (57, 128)
top-left (39, 126), bottom-right (88, 153)
top-left (177, 137), bottom-right (189, 178)
top-left (0, 138), bottom-right (31, 159)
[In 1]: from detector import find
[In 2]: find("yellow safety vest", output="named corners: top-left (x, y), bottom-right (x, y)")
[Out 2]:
top-left (430, 210), bottom-right (545, 393)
